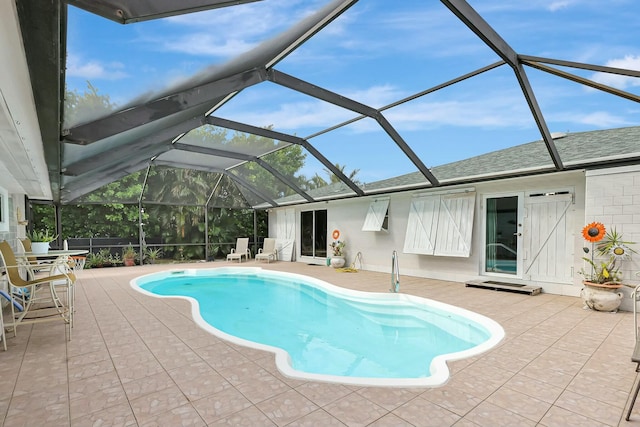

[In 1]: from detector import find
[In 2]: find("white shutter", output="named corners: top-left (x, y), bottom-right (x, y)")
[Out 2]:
top-left (523, 193), bottom-right (573, 283)
top-left (403, 195), bottom-right (439, 255)
top-left (434, 192), bottom-right (476, 257)
top-left (362, 198), bottom-right (390, 231)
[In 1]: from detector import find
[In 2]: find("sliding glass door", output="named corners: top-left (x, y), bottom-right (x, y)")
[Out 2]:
top-left (300, 209), bottom-right (327, 258)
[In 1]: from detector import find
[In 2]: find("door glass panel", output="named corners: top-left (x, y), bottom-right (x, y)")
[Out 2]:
top-left (485, 197), bottom-right (518, 275)
top-left (300, 210), bottom-right (327, 258)
top-left (315, 210), bottom-right (327, 257)
top-left (301, 211), bottom-right (313, 257)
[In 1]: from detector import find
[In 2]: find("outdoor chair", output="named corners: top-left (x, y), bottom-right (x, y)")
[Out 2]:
top-left (0, 240), bottom-right (76, 339)
top-left (255, 238), bottom-right (277, 263)
top-left (227, 238), bottom-right (251, 262)
top-left (0, 295), bottom-right (5, 351)
top-left (17, 238), bottom-right (56, 279)
top-left (626, 284), bottom-right (640, 420)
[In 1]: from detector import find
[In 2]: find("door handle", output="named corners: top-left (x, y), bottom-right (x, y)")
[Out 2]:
top-left (514, 232), bottom-right (522, 236)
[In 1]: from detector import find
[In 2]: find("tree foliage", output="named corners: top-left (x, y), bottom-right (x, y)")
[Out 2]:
top-left (36, 82), bottom-right (358, 260)
top-left (63, 82), bottom-right (116, 128)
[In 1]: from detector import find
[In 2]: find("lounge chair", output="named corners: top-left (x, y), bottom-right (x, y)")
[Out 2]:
top-left (227, 238), bottom-right (251, 262)
top-left (255, 238), bottom-right (277, 263)
top-left (0, 240), bottom-right (76, 339)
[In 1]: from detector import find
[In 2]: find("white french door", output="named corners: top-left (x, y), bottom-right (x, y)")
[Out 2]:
top-left (483, 193), bottom-right (524, 278)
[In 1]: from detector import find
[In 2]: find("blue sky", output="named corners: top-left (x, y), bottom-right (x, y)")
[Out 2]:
top-left (65, 0), bottom-right (640, 184)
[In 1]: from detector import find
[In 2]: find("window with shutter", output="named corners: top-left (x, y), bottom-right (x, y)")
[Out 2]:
top-left (403, 195), bottom-right (439, 255)
top-left (362, 198), bottom-right (390, 231)
top-left (433, 193), bottom-right (475, 257)
top-left (403, 190), bottom-right (476, 257)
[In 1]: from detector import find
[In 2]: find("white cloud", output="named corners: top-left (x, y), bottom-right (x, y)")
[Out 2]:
top-left (159, 0), bottom-right (324, 58)
top-left (547, 1), bottom-right (573, 11)
top-left (161, 35), bottom-right (256, 57)
top-left (591, 55), bottom-right (640, 89)
top-left (220, 86), bottom-right (536, 136)
top-left (559, 111), bottom-right (632, 127)
top-left (66, 54), bottom-right (128, 80)
top-left (386, 98), bottom-right (532, 130)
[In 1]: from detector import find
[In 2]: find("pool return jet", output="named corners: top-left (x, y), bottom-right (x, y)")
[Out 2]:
top-left (390, 250), bottom-right (400, 293)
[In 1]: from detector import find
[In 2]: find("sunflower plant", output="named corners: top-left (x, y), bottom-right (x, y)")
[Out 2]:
top-left (330, 240), bottom-right (346, 256)
top-left (579, 222), bottom-right (636, 284)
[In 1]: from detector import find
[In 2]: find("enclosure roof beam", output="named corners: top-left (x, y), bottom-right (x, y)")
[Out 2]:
top-left (172, 143), bottom-right (315, 203)
top-left (67, 0), bottom-right (263, 24)
top-left (376, 113), bottom-right (440, 186)
top-left (64, 67), bottom-right (267, 144)
top-left (63, 116), bottom-right (206, 176)
top-left (173, 143), bottom-right (256, 161)
top-left (522, 60), bottom-right (640, 103)
top-left (153, 159), bottom-right (277, 207)
top-left (441, 0), bottom-right (518, 67)
top-left (304, 60), bottom-right (505, 140)
top-left (513, 63), bottom-right (563, 170)
top-left (439, 0), bottom-right (563, 169)
top-left (222, 170), bottom-right (277, 207)
top-left (61, 158), bottom-right (152, 203)
top-left (265, 70), bottom-right (440, 186)
top-left (267, 69), bottom-right (379, 117)
top-left (206, 116), bottom-right (306, 145)
top-left (206, 115), bottom-right (364, 196)
top-left (519, 55), bottom-right (640, 78)
top-left (254, 158), bottom-right (315, 202)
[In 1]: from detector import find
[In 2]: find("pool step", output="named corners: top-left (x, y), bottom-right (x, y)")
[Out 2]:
top-left (465, 280), bottom-right (542, 296)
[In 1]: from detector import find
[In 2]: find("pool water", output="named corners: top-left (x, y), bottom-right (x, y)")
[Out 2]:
top-left (132, 268), bottom-right (504, 387)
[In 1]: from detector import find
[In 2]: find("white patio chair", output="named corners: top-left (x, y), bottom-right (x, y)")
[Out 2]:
top-left (227, 238), bottom-right (251, 262)
top-left (0, 240), bottom-right (75, 339)
top-left (0, 292), bottom-right (6, 351)
top-left (255, 238), bottom-right (277, 263)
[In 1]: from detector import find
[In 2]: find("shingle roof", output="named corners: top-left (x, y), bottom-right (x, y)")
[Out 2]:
top-left (273, 126), bottom-right (640, 204)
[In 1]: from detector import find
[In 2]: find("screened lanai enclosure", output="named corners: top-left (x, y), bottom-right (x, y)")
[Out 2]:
top-left (13, 0), bottom-right (640, 257)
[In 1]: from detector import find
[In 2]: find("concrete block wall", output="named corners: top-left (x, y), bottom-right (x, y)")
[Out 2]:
top-left (585, 165), bottom-right (640, 310)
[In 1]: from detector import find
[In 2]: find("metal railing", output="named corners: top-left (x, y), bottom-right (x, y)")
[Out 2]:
top-left (390, 250), bottom-right (400, 293)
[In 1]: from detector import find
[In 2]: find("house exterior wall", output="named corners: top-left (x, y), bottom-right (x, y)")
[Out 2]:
top-left (585, 165), bottom-right (640, 311)
top-left (0, 189), bottom-right (26, 249)
top-left (0, 189), bottom-right (27, 303)
top-left (269, 170), bottom-right (587, 297)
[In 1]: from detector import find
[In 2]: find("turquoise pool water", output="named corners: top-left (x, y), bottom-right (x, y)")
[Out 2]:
top-left (132, 268), bottom-right (504, 387)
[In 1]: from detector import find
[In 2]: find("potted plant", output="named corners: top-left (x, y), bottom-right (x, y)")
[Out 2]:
top-left (329, 239), bottom-right (346, 268)
top-left (122, 244), bottom-right (137, 267)
top-left (579, 222), bottom-right (636, 311)
top-left (27, 229), bottom-right (58, 254)
top-left (144, 247), bottom-right (163, 264)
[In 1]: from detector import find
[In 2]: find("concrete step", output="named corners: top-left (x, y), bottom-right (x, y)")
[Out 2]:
top-left (465, 280), bottom-right (542, 296)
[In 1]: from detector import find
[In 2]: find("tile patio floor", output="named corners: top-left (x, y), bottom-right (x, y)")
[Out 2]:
top-left (1, 261), bottom-right (639, 426)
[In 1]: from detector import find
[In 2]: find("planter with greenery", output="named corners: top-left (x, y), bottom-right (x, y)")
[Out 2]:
top-left (579, 222), bottom-right (636, 311)
top-left (144, 247), bottom-right (163, 264)
top-left (27, 229), bottom-right (58, 254)
top-left (329, 239), bottom-right (346, 268)
top-left (122, 244), bottom-right (137, 266)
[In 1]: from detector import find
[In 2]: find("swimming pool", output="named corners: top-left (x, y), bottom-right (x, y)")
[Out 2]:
top-left (131, 268), bottom-right (504, 387)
